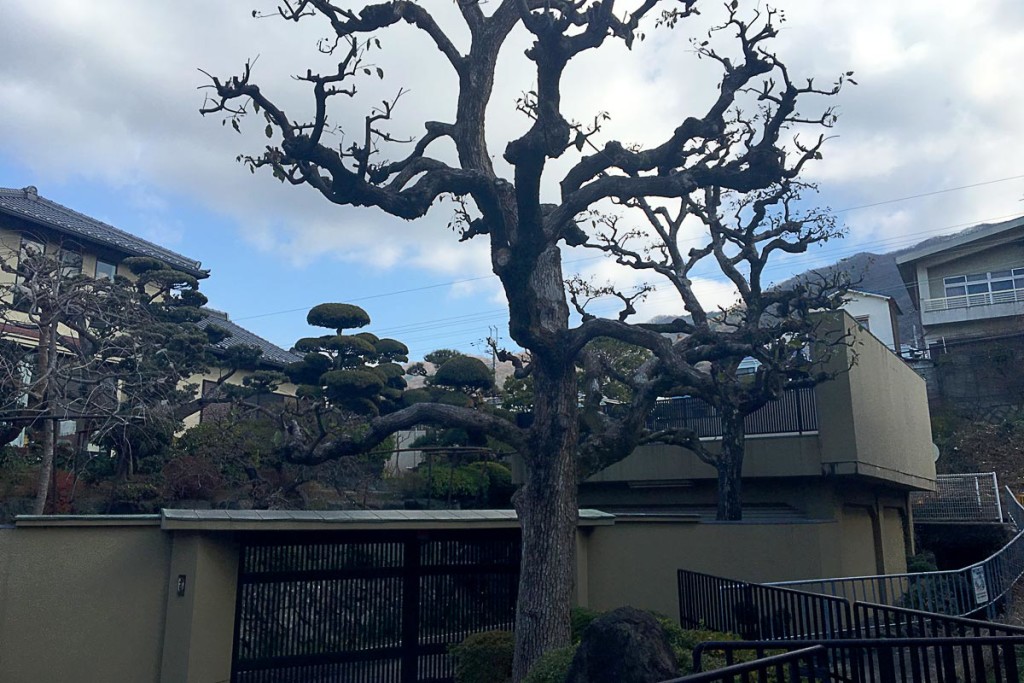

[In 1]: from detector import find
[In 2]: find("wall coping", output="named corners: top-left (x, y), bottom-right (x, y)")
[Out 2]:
top-left (10, 509), bottom-right (617, 531)
top-left (159, 508), bottom-right (617, 532)
top-left (14, 514), bottom-right (162, 527)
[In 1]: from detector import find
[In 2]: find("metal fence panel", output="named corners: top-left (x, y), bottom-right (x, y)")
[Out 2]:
top-left (677, 570), bottom-right (853, 640)
top-left (678, 637), bottom-right (1024, 683)
top-left (911, 473), bottom-right (1003, 524)
top-left (767, 488), bottom-right (1024, 617)
top-left (648, 387), bottom-right (818, 438)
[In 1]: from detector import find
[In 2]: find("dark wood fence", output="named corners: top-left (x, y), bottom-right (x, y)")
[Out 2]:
top-left (230, 528), bottom-right (520, 683)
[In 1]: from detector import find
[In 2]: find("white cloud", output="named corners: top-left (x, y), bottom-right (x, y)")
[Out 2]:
top-left (2, 0), bottom-right (1024, 343)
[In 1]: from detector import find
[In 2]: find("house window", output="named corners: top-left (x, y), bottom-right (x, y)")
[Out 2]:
top-left (944, 267), bottom-right (1024, 298)
top-left (59, 249), bottom-right (83, 278)
top-left (853, 315), bottom-right (870, 331)
top-left (95, 259), bottom-right (117, 282)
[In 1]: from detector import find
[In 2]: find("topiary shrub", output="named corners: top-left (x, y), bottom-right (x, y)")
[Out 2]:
top-left (449, 630), bottom-right (514, 683)
top-left (524, 644), bottom-right (578, 683)
top-left (306, 303), bottom-right (371, 331)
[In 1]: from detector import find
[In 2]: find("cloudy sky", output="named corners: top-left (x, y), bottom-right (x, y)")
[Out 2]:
top-left (2, 0), bottom-right (1023, 359)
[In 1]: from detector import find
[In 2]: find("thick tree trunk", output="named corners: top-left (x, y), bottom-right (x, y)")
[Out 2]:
top-left (716, 407), bottom-right (746, 521)
top-left (512, 361), bottom-right (579, 682)
top-left (31, 320), bottom-right (55, 516)
top-left (32, 419), bottom-right (55, 515)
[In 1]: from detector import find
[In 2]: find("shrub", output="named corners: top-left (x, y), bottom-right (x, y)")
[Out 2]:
top-left (449, 630), bottom-right (514, 683)
top-left (523, 645), bottom-right (578, 683)
top-left (570, 606), bottom-right (604, 642)
top-left (161, 454), bottom-right (224, 500)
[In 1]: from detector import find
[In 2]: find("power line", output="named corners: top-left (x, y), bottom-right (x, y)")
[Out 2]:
top-left (234, 174), bottom-right (1024, 324)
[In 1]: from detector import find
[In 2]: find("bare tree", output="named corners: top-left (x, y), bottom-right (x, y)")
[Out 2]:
top-left (201, 2), bottom-right (848, 676)
top-left (571, 181), bottom-right (852, 520)
top-left (0, 245), bottom-right (230, 512)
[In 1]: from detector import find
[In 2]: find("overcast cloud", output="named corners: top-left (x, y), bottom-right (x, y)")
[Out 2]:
top-left (2, 1), bottom-right (1023, 354)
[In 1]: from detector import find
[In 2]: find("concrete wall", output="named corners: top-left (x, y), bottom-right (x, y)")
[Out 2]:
top-left (0, 520), bottom-right (172, 683)
top-left (580, 519), bottom-right (843, 618)
top-left (160, 532), bottom-right (240, 683)
top-left (0, 509), bottom-right (917, 680)
top-left (586, 314), bottom-right (935, 492)
top-left (817, 314), bottom-right (935, 489)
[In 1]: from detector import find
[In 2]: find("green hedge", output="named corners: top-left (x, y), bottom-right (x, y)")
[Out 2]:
top-left (449, 630), bottom-right (514, 683)
top-left (450, 608), bottom-right (748, 683)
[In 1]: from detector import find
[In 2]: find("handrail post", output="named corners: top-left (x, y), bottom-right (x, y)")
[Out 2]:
top-left (994, 473), bottom-right (1004, 523)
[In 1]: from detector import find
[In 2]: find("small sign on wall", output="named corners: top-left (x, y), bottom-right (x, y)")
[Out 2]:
top-left (971, 566), bottom-right (989, 605)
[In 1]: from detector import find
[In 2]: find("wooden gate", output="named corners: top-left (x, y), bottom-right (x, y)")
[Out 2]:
top-left (230, 528), bottom-right (520, 682)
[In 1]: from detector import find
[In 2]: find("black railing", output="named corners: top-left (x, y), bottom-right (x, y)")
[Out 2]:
top-left (855, 602), bottom-right (1024, 639)
top-left (661, 646), bottom-right (830, 683)
top-left (678, 570), bottom-right (853, 640)
top-left (648, 387), bottom-right (818, 438)
top-left (686, 637), bottom-right (1024, 683)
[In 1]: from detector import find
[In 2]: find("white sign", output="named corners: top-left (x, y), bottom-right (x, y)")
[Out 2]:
top-left (971, 566), bottom-right (989, 605)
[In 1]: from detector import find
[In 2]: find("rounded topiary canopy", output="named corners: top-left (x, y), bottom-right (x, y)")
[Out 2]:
top-left (354, 331), bottom-right (380, 345)
top-left (322, 369), bottom-right (385, 397)
top-left (307, 303), bottom-right (371, 332)
top-left (375, 338), bottom-right (409, 362)
top-left (324, 334), bottom-right (377, 357)
top-left (433, 355), bottom-right (494, 391)
top-left (293, 336), bottom-right (335, 353)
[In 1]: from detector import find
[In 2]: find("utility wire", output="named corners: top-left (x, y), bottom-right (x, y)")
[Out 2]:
top-left (234, 174), bottom-right (1024, 324)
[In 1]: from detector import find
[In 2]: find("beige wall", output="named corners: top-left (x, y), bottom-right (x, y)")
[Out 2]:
top-left (581, 519), bottom-right (845, 618)
top-left (817, 314), bottom-right (935, 489)
top-left (586, 313), bottom-right (935, 492)
top-left (160, 533), bottom-right (239, 683)
top-left (0, 521), bottom-right (172, 683)
top-left (0, 511), bottom-right (913, 679)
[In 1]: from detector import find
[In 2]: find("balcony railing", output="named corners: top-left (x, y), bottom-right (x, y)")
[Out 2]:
top-left (647, 387), bottom-right (818, 438)
top-left (921, 286), bottom-right (1024, 313)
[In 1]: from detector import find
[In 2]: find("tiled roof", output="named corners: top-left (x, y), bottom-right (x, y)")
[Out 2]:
top-left (198, 309), bottom-right (302, 367)
top-left (0, 186), bottom-right (206, 277)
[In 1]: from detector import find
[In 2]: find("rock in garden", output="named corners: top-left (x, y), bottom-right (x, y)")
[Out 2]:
top-left (566, 607), bottom-right (678, 683)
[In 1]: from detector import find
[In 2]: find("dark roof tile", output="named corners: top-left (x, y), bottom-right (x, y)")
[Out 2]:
top-left (198, 310), bottom-right (301, 367)
top-left (0, 186), bottom-right (206, 277)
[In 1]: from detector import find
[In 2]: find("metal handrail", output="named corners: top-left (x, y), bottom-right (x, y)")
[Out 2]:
top-left (767, 488), bottom-right (1024, 616)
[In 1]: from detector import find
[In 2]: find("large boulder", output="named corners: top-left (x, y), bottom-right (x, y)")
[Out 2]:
top-left (566, 607), bottom-right (679, 683)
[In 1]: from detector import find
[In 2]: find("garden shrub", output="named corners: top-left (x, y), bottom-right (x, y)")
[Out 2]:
top-left (449, 630), bottom-right (514, 683)
top-left (523, 645), bottom-right (578, 683)
top-left (570, 606), bottom-right (604, 642)
top-left (161, 454), bottom-right (224, 500)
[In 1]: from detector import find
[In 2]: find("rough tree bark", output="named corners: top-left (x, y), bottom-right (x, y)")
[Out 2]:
top-left (717, 405), bottom-right (746, 522)
top-left (31, 317), bottom-right (56, 515)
